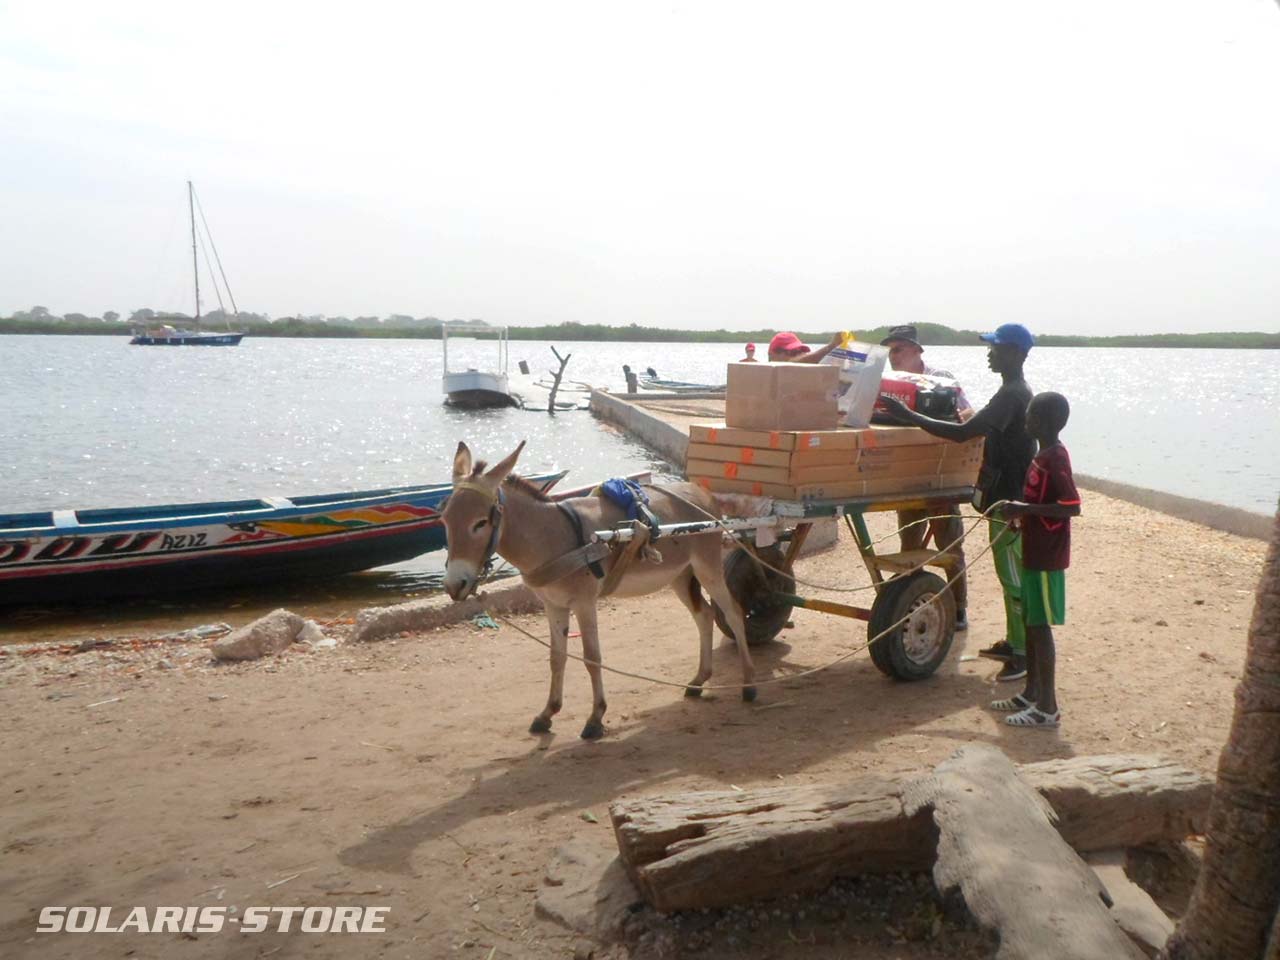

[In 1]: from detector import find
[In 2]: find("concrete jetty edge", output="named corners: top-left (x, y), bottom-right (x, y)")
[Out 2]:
top-left (589, 389), bottom-right (1275, 543)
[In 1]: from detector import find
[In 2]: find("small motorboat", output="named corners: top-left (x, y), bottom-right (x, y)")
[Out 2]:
top-left (442, 322), bottom-right (518, 408)
top-left (629, 366), bottom-right (725, 393)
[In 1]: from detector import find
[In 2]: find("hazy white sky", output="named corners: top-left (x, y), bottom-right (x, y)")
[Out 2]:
top-left (3, 0), bottom-right (1279, 334)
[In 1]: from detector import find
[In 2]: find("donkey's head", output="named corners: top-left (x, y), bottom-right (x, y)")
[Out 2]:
top-left (441, 440), bottom-right (525, 601)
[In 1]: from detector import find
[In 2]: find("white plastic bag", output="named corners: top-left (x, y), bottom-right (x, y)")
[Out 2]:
top-left (820, 335), bottom-right (888, 428)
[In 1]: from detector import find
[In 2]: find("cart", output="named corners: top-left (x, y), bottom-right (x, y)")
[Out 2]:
top-left (592, 486), bottom-right (974, 682)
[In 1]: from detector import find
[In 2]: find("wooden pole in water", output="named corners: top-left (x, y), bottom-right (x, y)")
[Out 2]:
top-left (547, 347), bottom-right (571, 412)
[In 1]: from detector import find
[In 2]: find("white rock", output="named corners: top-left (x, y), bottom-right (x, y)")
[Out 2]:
top-left (211, 609), bottom-right (306, 661)
top-left (297, 620), bottom-right (327, 645)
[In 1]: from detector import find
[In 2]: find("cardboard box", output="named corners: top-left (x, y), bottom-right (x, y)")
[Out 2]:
top-left (693, 476), bottom-right (869, 500)
top-left (687, 459), bottom-right (789, 484)
top-left (687, 459), bottom-right (861, 485)
top-left (686, 442), bottom-right (794, 468)
top-left (725, 363), bottom-right (839, 431)
top-left (855, 425), bottom-right (953, 449)
top-left (790, 448), bottom-right (863, 468)
top-left (693, 466), bottom-right (979, 501)
top-left (688, 423), bottom-right (862, 451)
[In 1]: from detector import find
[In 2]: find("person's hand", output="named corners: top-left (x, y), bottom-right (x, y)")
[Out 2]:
top-left (827, 331), bottom-right (844, 349)
top-left (878, 395), bottom-right (914, 423)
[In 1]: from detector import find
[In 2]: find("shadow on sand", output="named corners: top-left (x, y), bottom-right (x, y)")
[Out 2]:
top-left (339, 636), bottom-right (1077, 874)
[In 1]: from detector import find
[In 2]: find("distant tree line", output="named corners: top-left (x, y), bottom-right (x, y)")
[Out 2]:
top-left (1, 307), bottom-right (1276, 348)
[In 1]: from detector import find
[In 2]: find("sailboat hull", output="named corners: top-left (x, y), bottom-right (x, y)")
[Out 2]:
top-left (129, 332), bottom-right (244, 346)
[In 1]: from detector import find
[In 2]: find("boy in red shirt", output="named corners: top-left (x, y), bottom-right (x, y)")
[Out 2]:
top-left (990, 392), bottom-right (1081, 728)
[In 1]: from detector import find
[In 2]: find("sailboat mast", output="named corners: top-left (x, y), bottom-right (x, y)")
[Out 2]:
top-left (188, 180), bottom-right (201, 332)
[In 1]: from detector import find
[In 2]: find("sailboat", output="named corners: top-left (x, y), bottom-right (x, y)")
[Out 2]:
top-left (130, 181), bottom-right (245, 346)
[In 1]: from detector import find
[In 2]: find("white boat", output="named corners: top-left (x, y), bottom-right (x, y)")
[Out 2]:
top-left (441, 322), bottom-right (517, 408)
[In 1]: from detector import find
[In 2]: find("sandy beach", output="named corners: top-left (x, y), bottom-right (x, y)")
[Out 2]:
top-left (0, 486), bottom-right (1269, 959)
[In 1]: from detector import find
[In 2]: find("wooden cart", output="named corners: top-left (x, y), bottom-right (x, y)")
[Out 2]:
top-left (704, 486), bottom-right (975, 681)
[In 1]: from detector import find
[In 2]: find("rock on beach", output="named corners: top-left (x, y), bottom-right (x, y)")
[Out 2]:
top-left (211, 609), bottom-right (307, 661)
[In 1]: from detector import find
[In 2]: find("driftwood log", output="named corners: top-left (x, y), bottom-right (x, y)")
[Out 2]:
top-left (609, 753), bottom-right (1211, 912)
top-left (906, 746), bottom-right (1147, 959)
top-left (1085, 850), bottom-right (1175, 958)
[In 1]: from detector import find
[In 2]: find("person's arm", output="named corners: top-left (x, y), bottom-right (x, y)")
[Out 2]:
top-left (1005, 451), bottom-right (1081, 519)
top-left (880, 396), bottom-right (990, 441)
top-left (791, 332), bottom-right (843, 364)
top-left (1003, 501), bottom-right (1081, 519)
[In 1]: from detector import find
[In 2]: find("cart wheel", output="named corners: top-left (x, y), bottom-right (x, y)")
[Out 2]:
top-left (867, 571), bottom-right (956, 681)
top-left (712, 545), bottom-right (795, 646)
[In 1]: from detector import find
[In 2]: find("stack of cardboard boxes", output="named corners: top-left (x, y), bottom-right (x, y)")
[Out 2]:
top-left (688, 361), bottom-right (982, 500)
top-left (687, 424), bottom-right (983, 500)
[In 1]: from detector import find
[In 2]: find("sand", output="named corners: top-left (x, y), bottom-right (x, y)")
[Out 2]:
top-left (0, 490), bottom-right (1269, 959)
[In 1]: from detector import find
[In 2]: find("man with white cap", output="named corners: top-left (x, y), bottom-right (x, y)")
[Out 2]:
top-left (880, 325), bottom-right (972, 630)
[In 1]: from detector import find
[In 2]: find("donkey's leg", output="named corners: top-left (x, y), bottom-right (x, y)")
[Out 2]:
top-left (573, 603), bottom-right (608, 740)
top-left (530, 604), bottom-right (571, 734)
top-left (671, 568), bottom-right (714, 697)
top-left (693, 552), bottom-right (758, 702)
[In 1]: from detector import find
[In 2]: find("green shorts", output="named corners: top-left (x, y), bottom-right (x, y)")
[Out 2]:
top-left (1021, 567), bottom-right (1066, 627)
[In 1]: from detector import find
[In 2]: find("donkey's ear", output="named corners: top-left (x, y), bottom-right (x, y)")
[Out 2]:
top-left (452, 441), bottom-right (473, 482)
top-left (485, 440), bottom-right (526, 483)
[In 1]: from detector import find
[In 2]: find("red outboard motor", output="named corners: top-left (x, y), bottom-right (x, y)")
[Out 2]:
top-left (873, 376), bottom-right (961, 423)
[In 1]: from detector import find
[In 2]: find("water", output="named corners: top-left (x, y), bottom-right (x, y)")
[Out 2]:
top-left (1, 335), bottom-right (1276, 629)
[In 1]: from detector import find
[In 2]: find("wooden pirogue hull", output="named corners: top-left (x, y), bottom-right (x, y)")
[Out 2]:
top-left (0, 474), bottom-right (568, 606)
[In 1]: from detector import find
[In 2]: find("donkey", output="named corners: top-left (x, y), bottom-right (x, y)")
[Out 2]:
top-left (441, 441), bottom-right (756, 739)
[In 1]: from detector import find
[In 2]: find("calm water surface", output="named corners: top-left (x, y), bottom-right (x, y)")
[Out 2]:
top-left (2, 335), bottom-right (1275, 633)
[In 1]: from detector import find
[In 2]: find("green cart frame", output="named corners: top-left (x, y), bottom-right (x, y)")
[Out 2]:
top-left (708, 486), bottom-right (975, 681)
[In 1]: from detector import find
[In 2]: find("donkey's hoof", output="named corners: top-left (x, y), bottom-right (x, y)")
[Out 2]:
top-left (684, 684), bottom-right (704, 698)
top-left (529, 716), bottom-right (553, 734)
top-left (741, 686), bottom-right (758, 703)
top-left (580, 721), bottom-right (606, 740)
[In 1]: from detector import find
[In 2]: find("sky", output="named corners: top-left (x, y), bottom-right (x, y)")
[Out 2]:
top-left (2, 0), bottom-right (1279, 335)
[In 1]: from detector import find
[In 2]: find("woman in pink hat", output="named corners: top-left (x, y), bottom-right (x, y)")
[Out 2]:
top-left (740, 343), bottom-right (758, 362)
top-left (767, 331), bottom-right (842, 363)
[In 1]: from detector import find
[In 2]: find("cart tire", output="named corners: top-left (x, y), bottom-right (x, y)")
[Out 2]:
top-left (712, 545), bottom-right (795, 646)
top-left (867, 571), bottom-right (956, 681)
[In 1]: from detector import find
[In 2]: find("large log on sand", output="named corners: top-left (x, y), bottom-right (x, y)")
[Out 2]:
top-left (908, 746), bottom-right (1148, 959)
top-left (609, 754), bottom-right (1210, 912)
top-left (612, 777), bottom-right (936, 912)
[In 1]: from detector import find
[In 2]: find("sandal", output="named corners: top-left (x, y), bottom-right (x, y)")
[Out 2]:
top-left (989, 694), bottom-right (1032, 713)
top-left (1004, 706), bottom-right (1060, 729)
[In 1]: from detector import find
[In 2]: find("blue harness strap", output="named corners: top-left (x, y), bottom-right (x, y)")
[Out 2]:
top-left (599, 478), bottom-right (647, 517)
top-left (599, 478), bottom-right (661, 539)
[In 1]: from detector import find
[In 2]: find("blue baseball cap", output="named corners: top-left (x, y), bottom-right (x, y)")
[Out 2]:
top-left (979, 323), bottom-right (1034, 352)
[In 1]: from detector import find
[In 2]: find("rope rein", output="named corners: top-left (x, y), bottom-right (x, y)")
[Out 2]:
top-left (476, 495), bottom-right (1010, 693)
top-left (659, 485), bottom-right (1009, 595)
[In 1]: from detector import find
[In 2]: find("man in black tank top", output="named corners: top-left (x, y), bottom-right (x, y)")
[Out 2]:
top-left (881, 323), bottom-right (1036, 682)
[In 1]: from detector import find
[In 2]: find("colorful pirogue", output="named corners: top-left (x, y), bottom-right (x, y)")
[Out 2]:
top-left (0, 473), bottom-right (572, 605)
